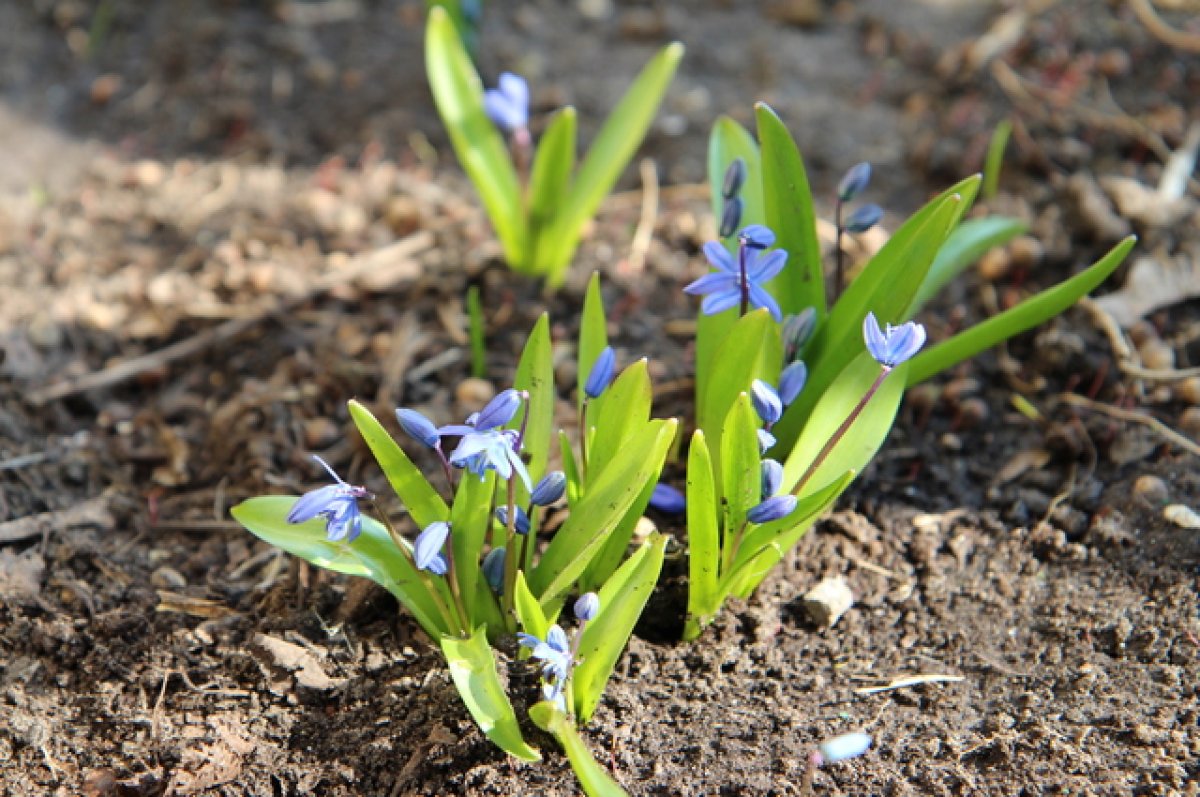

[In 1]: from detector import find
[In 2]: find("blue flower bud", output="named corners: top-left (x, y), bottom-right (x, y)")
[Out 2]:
top-left (414, 521), bottom-right (450, 572)
top-left (837, 162), bottom-right (872, 202)
top-left (584, 346), bottom-right (616, 399)
top-left (474, 388), bottom-right (522, 431)
top-left (530, 471), bottom-right (567, 506)
top-left (843, 203), bottom-right (883, 234)
top-left (482, 547), bottom-right (506, 593)
top-left (719, 196), bottom-right (744, 239)
top-left (761, 459), bottom-right (784, 499)
top-left (496, 505), bottom-right (531, 535)
top-left (747, 494), bottom-right (797, 524)
top-left (750, 380), bottom-right (782, 426)
top-left (738, 224), bottom-right (775, 250)
top-left (778, 361), bottom-right (808, 406)
top-left (574, 592), bottom-right (600, 621)
top-left (757, 428), bottom-right (776, 454)
top-left (396, 408), bottom-right (441, 449)
top-left (782, 308), bottom-right (817, 362)
top-left (818, 732), bottom-right (872, 764)
top-left (722, 157), bottom-right (747, 199)
top-left (648, 482), bottom-right (686, 514)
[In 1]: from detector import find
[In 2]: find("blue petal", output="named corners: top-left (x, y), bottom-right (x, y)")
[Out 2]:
top-left (750, 379), bottom-right (782, 425)
top-left (778, 361), bottom-right (808, 406)
top-left (546, 624), bottom-right (570, 654)
top-left (287, 485), bottom-right (344, 524)
top-left (474, 389), bottom-right (521, 431)
top-left (701, 241), bottom-right (737, 273)
top-left (761, 459), bottom-right (784, 499)
top-left (648, 483), bottom-right (686, 514)
top-left (498, 73), bottom-right (529, 120)
top-left (863, 312), bottom-right (888, 363)
top-left (701, 288), bottom-right (742, 316)
top-left (747, 494), bottom-right (797, 524)
top-left (414, 521), bottom-right (451, 571)
top-left (739, 224), bottom-right (776, 249)
top-left (396, 408), bottom-right (441, 448)
top-left (747, 249), bottom-right (787, 283)
top-left (747, 283), bottom-right (782, 322)
top-left (683, 271), bottom-right (737, 296)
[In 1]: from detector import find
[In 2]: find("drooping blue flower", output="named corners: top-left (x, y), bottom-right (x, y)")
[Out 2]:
top-left (844, 203), bottom-right (883, 233)
top-left (778, 361), bottom-right (808, 406)
top-left (761, 459), bottom-right (784, 499)
top-left (747, 494), bottom-right (797, 524)
top-left (863, 311), bottom-right (927, 369)
top-left (648, 482), bottom-right (686, 514)
top-left (750, 379), bottom-right (782, 426)
top-left (530, 471), bottom-right (567, 506)
top-left (517, 624), bottom-right (572, 684)
top-left (447, 428), bottom-right (532, 490)
top-left (286, 455), bottom-right (370, 543)
top-left (483, 72), bottom-right (529, 133)
top-left (837, 162), bottom-right (872, 202)
top-left (574, 592), bottom-right (600, 622)
top-left (495, 504), bottom-right (532, 535)
top-left (414, 521), bottom-right (450, 573)
top-left (684, 240), bottom-right (788, 321)
top-left (738, 224), bottom-right (776, 250)
top-left (584, 346), bottom-right (616, 399)
top-left (817, 732), bottom-right (872, 764)
top-left (396, 408), bottom-right (441, 448)
top-left (482, 547), bottom-right (506, 592)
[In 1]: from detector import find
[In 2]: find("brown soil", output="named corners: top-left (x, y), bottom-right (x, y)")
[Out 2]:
top-left (1, 2), bottom-right (1198, 796)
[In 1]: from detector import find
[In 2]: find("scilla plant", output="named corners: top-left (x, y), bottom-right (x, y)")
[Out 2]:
top-left (425, 7), bottom-right (683, 287)
top-left (232, 287), bottom-right (675, 793)
top-left (681, 103), bottom-right (1136, 639)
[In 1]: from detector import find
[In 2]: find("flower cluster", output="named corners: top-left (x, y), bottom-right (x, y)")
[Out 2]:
top-left (518, 593), bottom-right (600, 710)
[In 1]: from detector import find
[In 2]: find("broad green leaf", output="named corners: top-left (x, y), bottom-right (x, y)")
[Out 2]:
top-left (512, 313), bottom-right (555, 493)
top-left (528, 108), bottom-right (577, 271)
top-left (907, 235), bottom-right (1136, 385)
top-left (578, 272), bottom-right (609, 413)
top-left (543, 42), bottom-right (684, 285)
top-left (683, 431), bottom-right (720, 641)
top-left (578, 472), bottom-right (657, 594)
top-left (513, 570), bottom-right (550, 643)
top-left (530, 703), bottom-right (629, 797)
top-left (587, 359), bottom-right (652, 477)
top-left (441, 628), bottom-right (541, 761)
top-left (425, 8), bottom-right (526, 269)
top-left (720, 394), bottom-right (761, 536)
top-left (756, 103), bottom-right (824, 317)
top-left (574, 533), bottom-right (667, 722)
top-left (697, 116), bottom-right (763, 407)
top-left (559, 429), bottom-right (583, 505)
top-left (232, 497), bottom-right (450, 638)
top-left (906, 216), bottom-right (1028, 317)
top-left (531, 419), bottom-right (678, 610)
top-left (782, 353), bottom-right (908, 499)
top-left (729, 472), bottom-right (852, 576)
top-left (349, 400), bottom-right (448, 529)
top-left (473, 574), bottom-right (506, 643)
top-left (451, 468), bottom-right (495, 617)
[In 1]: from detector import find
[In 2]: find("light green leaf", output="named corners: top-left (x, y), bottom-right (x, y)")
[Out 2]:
top-left (466, 285), bottom-right (487, 379)
top-left (720, 393), bottom-right (761, 535)
top-left (983, 119), bottom-right (1013, 200)
top-left (559, 429), bottom-right (583, 506)
top-left (574, 533), bottom-right (667, 722)
top-left (683, 431), bottom-right (720, 641)
top-left (578, 474), bottom-right (657, 594)
top-left (451, 468), bottom-right (495, 619)
top-left (512, 313), bottom-right (555, 493)
top-left (530, 703), bottom-right (629, 797)
top-left (587, 359), bottom-right (653, 477)
top-left (907, 235), bottom-right (1136, 385)
top-left (425, 8), bottom-right (526, 269)
top-left (232, 497), bottom-right (450, 638)
top-left (578, 272), bottom-right (609, 413)
top-left (756, 103), bottom-right (824, 317)
top-left (542, 42), bottom-right (684, 285)
top-left (906, 216), bottom-right (1028, 317)
top-left (513, 570), bottom-right (550, 643)
top-left (441, 628), bottom-right (541, 761)
top-left (729, 472), bottom-right (852, 577)
top-left (528, 108), bottom-right (578, 272)
top-left (349, 400), bottom-right (448, 530)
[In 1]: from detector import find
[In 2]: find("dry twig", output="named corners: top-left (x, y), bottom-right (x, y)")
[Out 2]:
top-left (1058, 392), bottom-right (1200, 458)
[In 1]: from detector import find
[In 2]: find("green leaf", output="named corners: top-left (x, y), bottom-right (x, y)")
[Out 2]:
top-left (578, 272), bottom-right (609, 413)
top-left (512, 313), bottom-right (555, 492)
top-left (232, 497), bottom-right (450, 638)
top-left (451, 468), bottom-right (495, 619)
top-left (466, 285), bottom-right (487, 379)
top-left (528, 108), bottom-right (578, 271)
top-left (574, 533), bottom-right (667, 722)
top-left (542, 42), bottom-right (684, 285)
top-left (530, 703), bottom-right (629, 797)
top-left (906, 216), bottom-right (1028, 317)
top-left (531, 419), bottom-right (678, 611)
top-left (513, 570), bottom-right (550, 643)
top-left (907, 235), bottom-right (1136, 385)
top-left (349, 400), bottom-right (448, 530)
top-left (983, 118), bottom-right (1013, 200)
top-left (587, 359), bottom-right (653, 477)
top-left (782, 354), bottom-right (908, 498)
top-left (578, 473), bottom-right (657, 594)
top-left (441, 628), bottom-right (541, 761)
top-left (728, 472), bottom-right (852, 577)
top-left (756, 103), bottom-right (824, 317)
top-left (683, 431), bottom-right (720, 641)
top-left (559, 429), bottom-right (583, 506)
top-left (426, 8), bottom-right (526, 269)
top-left (720, 394), bottom-right (761, 535)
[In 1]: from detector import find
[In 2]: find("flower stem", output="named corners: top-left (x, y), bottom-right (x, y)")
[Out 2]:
top-left (834, 199), bottom-right (845, 302)
top-left (738, 239), bottom-right (750, 316)
top-left (791, 368), bottom-right (891, 499)
top-left (721, 519), bottom-right (751, 575)
top-left (579, 397), bottom-right (591, 483)
top-left (501, 478), bottom-right (519, 628)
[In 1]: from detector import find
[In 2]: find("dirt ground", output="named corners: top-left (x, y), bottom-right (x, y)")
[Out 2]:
top-left (1, 1), bottom-right (1199, 795)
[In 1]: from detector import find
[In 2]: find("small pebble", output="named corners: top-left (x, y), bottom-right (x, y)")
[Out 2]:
top-left (1132, 474), bottom-right (1168, 505)
top-left (456, 377), bottom-right (496, 410)
top-left (1137, 338), bottom-right (1175, 371)
top-left (956, 397), bottom-right (988, 429)
top-left (1180, 407), bottom-right (1200, 440)
top-left (977, 247), bottom-right (1011, 281)
top-left (802, 576), bottom-right (854, 628)
top-left (1175, 376), bottom-right (1200, 405)
top-left (1163, 504), bottom-right (1200, 529)
top-left (304, 417), bottom-right (341, 449)
top-left (1008, 236), bottom-right (1045, 269)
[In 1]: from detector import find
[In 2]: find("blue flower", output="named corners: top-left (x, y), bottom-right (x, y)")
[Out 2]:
top-left (844, 203), bottom-right (883, 233)
top-left (684, 240), bottom-right (787, 321)
top-left (483, 72), bottom-right (529, 133)
top-left (863, 311), bottom-right (926, 369)
top-left (761, 459), bottom-right (784, 499)
top-left (778, 361), bottom-right (808, 406)
top-left (837, 162), bottom-right (872, 202)
top-left (395, 408), bottom-right (441, 448)
top-left (439, 389), bottom-right (523, 438)
top-left (530, 471), bottom-right (567, 506)
top-left (584, 346), bottom-right (616, 399)
top-left (518, 624), bottom-right (572, 685)
top-left (286, 456), bottom-right (370, 542)
top-left (414, 521), bottom-right (450, 574)
top-left (495, 504), bottom-right (531, 536)
top-left (447, 428), bottom-right (532, 490)
top-left (747, 494), bottom-right (797, 524)
top-left (750, 379), bottom-right (782, 426)
top-left (648, 482), bottom-right (686, 514)
top-left (574, 592), bottom-right (600, 621)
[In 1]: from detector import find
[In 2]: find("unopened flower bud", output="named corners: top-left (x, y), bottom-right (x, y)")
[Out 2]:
top-left (396, 408), bottom-right (441, 448)
top-left (719, 196), bottom-right (744, 239)
top-left (530, 471), bottom-right (566, 506)
top-left (648, 483), bottom-right (685, 514)
top-left (722, 157), bottom-right (747, 199)
top-left (778, 361), bottom-right (808, 406)
top-left (496, 505), bottom-right (531, 535)
top-left (574, 592), bottom-right (600, 621)
top-left (747, 494), bottom-right (797, 524)
top-left (750, 380), bottom-right (782, 426)
top-left (843, 203), bottom-right (883, 234)
top-left (584, 346), bottom-right (616, 399)
top-left (482, 547), bottom-right (506, 592)
top-left (837, 162), bottom-right (872, 202)
top-left (782, 308), bottom-right (817, 361)
top-left (738, 224), bottom-right (776, 250)
top-left (761, 459), bottom-right (784, 499)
